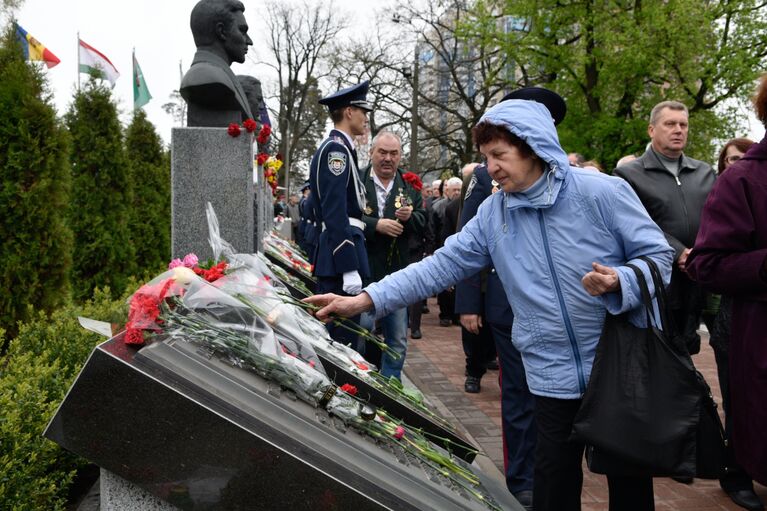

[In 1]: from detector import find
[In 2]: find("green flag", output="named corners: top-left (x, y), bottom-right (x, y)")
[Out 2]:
top-left (132, 51), bottom-right (151, 109)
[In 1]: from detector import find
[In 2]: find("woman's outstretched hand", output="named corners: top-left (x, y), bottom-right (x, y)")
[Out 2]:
top-left (303, 292), bottom-right (374, 321)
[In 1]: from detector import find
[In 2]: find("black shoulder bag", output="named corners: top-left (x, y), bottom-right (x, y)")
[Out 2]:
top-left (571, 258), bottom-right (726, 478)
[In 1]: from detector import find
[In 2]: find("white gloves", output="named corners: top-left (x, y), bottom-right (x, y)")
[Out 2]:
top-left (342, 270), bottom-right (363, 295)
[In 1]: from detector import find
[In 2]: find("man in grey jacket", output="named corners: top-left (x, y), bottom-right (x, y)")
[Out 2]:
top-left (615, 101), bottom-right (716, 356)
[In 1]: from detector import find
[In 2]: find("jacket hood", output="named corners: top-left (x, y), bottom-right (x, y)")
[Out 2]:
top-left (479, 100), bottom-right (571, 209)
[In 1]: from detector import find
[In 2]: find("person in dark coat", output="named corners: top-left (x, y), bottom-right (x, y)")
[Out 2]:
top-left (687, 75), bottom-right (767, 498)
top-left (359, 131), bottom-right (426, 378)
top-left (699, 137), bottom-right (763, 511)
top-left (615, 101), bottom-right (716, 355)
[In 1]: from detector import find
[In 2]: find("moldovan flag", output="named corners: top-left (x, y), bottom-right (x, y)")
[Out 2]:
top-left (132, 50), bottom-right (151, 109)
top-left (78, 38), bottom-right (119, 87)
top-left (15, 23), bottom-right (60, 68)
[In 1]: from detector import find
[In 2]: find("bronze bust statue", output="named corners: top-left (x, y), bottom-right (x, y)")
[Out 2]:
top-left (237, 75), bottom-right (269, 126)
top-left (181, 0), bottom-right (254, 127)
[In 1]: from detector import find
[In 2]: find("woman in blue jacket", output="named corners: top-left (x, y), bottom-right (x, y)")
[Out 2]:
top-left (307, 98), bottom-right (674, 511)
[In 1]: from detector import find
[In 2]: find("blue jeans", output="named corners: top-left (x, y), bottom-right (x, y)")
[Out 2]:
top-left (360, 308), bottom-right (408, 380)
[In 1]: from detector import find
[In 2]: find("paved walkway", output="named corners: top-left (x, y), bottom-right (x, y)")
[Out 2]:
top-left (403, 298), bottom-right (767, 510)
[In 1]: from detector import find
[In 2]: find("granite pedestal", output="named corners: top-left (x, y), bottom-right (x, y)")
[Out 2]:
top-left (45, 335), bottom-right (523, 511)
top-left (171, 128), bottom-right (254, 261)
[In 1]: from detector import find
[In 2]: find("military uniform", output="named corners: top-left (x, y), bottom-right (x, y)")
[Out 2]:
top-left (309, 129), bottom-right (370, 280)
top-left (309, 81), bottom-right (373, 346)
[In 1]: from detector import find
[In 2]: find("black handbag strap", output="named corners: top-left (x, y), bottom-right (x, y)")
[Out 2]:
top-left (625, 263), bottom-right (658, 328)
top-left (638, 256), bottom-right (675, 336)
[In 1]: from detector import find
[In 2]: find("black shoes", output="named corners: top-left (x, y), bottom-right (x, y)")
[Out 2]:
top-left (513, 490), bottom-right (533, 511)
top-left (410, 329), bottom-right (422, 339)
top-left (672, 476), bottom-right (694, 484)
top-left (439, 318), bottom-right (452, 327)
top-left (464, 376), bottom-right (481, 393)
top-left (726, 489), bottom-right (765, 511)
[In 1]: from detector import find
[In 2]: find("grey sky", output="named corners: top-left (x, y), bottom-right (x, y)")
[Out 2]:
top-left (9, 0), bottom-right (383, 144)
top-left (7, 0), bottom-right (764, 147)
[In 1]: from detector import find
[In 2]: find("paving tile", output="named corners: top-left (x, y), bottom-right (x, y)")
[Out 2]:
top-left (403, 298), bottom-right (765, 508)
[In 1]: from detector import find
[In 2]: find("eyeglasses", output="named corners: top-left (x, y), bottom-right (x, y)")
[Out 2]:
top-left (724, 155), bottom-right (741, 164)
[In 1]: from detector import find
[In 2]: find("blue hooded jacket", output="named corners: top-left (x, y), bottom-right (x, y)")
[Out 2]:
top-left (365, 100), bottom-right (674, 398)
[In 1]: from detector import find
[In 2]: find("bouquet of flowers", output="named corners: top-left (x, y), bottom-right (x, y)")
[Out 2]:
top-left (263, 231), bottom-right (314, 279)
top-left (260, 155), bottom-right (282, 197)
top-left (123, 267), bottom-right (499, 510)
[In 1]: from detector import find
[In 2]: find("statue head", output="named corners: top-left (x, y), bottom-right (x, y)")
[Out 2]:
top-left (237, 75), bottom-right (265, 117)
top-left (190, 0), bottom-right (252, 65)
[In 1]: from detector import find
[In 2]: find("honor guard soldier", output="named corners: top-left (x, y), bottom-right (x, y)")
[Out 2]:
top-left (309, 81), bottom-right (372, 346)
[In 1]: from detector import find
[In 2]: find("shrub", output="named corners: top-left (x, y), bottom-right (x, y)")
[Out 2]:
top-left (66, 79), bottom-right (135, 301)
top-left (0, 25), bottom-right (73, 342)
top-left (0, 285), bottom-right (132, 510)
top-left (125, 110), bottom-right (171, 271)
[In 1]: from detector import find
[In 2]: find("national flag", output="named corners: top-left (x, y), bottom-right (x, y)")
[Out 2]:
top-left (15, 23), bottom-right (60, 68)
top-left (78, 38), bottom-right (120, 87)
top-left (132, 51), bottom-right (152, 109)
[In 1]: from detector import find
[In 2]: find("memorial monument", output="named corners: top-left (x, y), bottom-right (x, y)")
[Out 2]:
top-left (180, 0), bottom-right (253, 127)
top-left (171, 0), bottom-right (257, 261)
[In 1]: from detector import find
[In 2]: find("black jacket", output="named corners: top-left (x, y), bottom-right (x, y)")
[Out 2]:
top-left (614, 148), bottom-right (716, 260)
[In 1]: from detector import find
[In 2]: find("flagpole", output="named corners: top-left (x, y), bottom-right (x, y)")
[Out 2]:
top-left (76, 31), bottom-right (80, 91)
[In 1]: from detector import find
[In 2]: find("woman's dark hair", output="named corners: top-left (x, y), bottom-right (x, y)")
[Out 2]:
top-left (472, 122), bottom-right (535, 159)
top-left (755, 73), bottom-right (767, 127)
top-left (717, 137), bottom-right (755, 173)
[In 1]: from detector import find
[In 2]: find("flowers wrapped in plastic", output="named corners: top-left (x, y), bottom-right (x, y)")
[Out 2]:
top-left (262, 230), bottom-right (314, 279)
top-left (123, 266), bottom-right (499, 510)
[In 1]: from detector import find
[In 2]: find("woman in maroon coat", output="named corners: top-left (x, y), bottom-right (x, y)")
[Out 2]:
top-left (687, 75), bottom-right (767, 488)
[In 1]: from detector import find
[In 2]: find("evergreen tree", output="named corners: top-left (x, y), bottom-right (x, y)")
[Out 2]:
top-left (0, 25), bottom-right (73, 341)
top-left (66, 79), bottom-right (134, 301)
top-left (125, 109), bottom-right (170, 272)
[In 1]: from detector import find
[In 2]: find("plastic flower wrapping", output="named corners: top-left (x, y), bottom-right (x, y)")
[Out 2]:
top-left (262, 229), bottom-right (314, 279)
top-left (120, 203), bottom-right (502, 509)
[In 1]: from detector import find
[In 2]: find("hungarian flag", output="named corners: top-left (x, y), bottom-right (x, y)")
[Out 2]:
top-left (132, 51), bottom-right (151, 109)
top-left (15, 23), bottom-right (60, 68)
top-left (79, 38), bottom-right (119, 87)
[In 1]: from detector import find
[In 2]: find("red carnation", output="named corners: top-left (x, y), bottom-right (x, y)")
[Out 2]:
top-left (257, 152), bottom-right (270, 166)
top-left (125, 328), bottom-right (146, 345)
top-left (340, 383), bottom-right (358, 396)
top-left (257, 124), bottom-right (272, 144)
top-left (402, 172), bottom-right (423, 192)
top-left (243, 118), bottom-right (258, 133)
top-left (227, 123), bottom-right (241, 137)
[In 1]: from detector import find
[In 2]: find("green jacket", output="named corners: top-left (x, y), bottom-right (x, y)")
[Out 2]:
top-left (360, 166), bottom-right (427, 283)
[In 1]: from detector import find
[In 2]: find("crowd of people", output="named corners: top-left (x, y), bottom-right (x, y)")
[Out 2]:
top-left (292, 72), bottom-right (767, 511)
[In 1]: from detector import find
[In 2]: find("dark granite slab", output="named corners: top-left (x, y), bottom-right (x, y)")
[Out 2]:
top-left (45, 335), bottom-right (523, 511)
top-left (317, 353), bottom-right (478, 463)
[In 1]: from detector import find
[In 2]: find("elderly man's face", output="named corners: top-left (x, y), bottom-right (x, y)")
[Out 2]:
top-left (432, 182), bottom-right (441, 197)
top-left (221, 11), bottom-right (252, 64)
top-left (649, 107), bottom-right (688, 158)
top-left (445, 182), bottom-right (462, 200)
top-left (371, 135), bottom-right (402, 181)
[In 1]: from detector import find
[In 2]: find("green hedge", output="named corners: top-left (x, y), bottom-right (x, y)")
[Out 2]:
top-left (0, 286), bottom-right (132, 510)
top-left (0, 26), bottom-right (73, 340)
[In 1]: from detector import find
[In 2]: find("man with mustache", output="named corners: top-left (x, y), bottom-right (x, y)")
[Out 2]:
top-left (358, 131), bottom-right (426, 379)
top-left (615, 101), bottom-right (716, 362)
